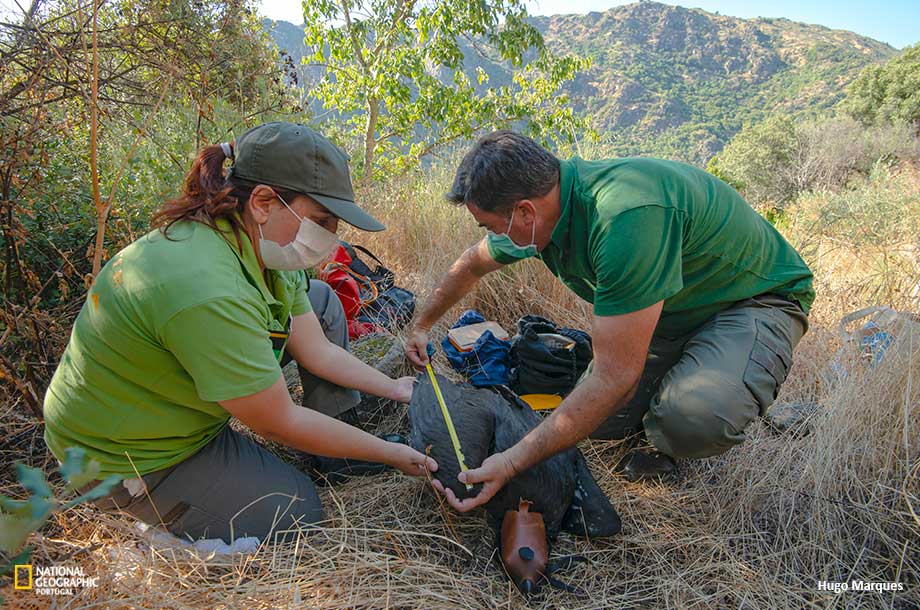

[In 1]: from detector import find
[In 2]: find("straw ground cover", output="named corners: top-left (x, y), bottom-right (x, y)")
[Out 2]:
top-left (1, 166), bottom-right (918, 609)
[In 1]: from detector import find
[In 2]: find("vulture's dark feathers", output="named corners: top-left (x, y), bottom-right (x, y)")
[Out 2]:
top-left (408, 373), bottom-right (621, 539)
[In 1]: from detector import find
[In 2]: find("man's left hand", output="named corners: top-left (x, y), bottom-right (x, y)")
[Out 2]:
top-left (430, 451), bottom-right (517, 512)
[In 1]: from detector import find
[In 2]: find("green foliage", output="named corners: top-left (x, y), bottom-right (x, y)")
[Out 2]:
top-left (707, 115), bottom-right (919, 208)
top-left (301, 0), bottom-right (591, 179)
top-left (0, 448), bottom-right (120, 558)
top-left (706, 116), bottom-right (798, 205)
top-left (843, 45), bottom-right (920, 129)
top-left (269, 3), bottom-right (897, 166)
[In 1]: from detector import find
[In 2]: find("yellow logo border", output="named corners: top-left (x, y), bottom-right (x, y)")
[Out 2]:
top-left (14, 564), bottom-right (33, 590)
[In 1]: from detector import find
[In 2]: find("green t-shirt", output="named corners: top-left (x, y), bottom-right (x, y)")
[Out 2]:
top-left (488, 157), bottom-right (814, 337)
top-left (43, 217), bottom-right (312, 477)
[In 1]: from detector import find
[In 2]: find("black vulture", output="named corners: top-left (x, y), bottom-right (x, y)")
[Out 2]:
top-left (409, 373), bottom-right (621, 594)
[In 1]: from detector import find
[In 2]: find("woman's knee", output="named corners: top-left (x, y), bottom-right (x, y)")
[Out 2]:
top-left (307, 279), bottom-right (348, 342)
top-left (165, 474), bottom-right (326, 543)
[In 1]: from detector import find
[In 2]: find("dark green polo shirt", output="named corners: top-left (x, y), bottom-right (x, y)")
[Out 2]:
top-left (488, 157), bottom-right (814, 337)
top-left (43, 216), bottom-right (311, 477)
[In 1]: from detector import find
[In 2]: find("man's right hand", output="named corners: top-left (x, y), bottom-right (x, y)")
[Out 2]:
top-left (403, 240), bottom-right (504, 370)
top-left (405, 326), bottom-right (431, 370)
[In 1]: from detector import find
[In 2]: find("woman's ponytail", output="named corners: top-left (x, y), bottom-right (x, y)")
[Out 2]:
top-left (151, 142), bottom-right (245, 243)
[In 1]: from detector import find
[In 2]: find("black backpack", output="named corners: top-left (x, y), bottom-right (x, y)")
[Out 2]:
top-left (510, 315), bottom-right (593, 396)
top-left (340, 241), bottom-right (415, 333)
top-left (340, 242), bottom-right (395, 292)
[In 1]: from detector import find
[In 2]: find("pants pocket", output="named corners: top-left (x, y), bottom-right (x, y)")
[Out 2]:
top-left (743, 318), bottom-right (793, 415)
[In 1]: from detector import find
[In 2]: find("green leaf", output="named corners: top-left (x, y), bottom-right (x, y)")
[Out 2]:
top-left (60, 447), bottom-right (102, 491)
top-left (0, 495), bottom-right (31, 516)
top-left (0, 547), bottom-right (33, 577)
top-left (15, 464), bottom-right (52, 499)
top-left (65, 475), bottom-right (123, 508)
top-left (28, 497), bottom-right (56, 524)
top-left (0, 514), bottom-right (40, 555)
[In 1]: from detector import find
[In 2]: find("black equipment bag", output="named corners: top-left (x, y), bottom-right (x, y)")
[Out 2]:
top-left (339, 241), bottom-right (414, 333)
top-left (510, 315), bottom-right (593, 396)
top-left (341, 242), bottom-right (395, 292)
top-left (356, 286), bottom-right (416, 330)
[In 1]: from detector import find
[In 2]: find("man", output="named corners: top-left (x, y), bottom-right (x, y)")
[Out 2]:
top-left (405, 130), bottom-right (813, 512)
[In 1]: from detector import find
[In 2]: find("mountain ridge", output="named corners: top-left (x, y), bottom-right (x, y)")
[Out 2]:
top-left (264, 1), bottom-right (897, 163)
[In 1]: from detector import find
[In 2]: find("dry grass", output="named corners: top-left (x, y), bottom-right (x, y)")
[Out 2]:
top-left (2, 166), bottom-right (919, 609)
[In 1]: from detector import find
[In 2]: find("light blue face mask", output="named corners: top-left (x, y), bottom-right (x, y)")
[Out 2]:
top-left (486, 204), bottom-right (538, 260)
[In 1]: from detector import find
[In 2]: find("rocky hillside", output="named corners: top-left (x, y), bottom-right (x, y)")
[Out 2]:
top-left (264, 1), bottom-right (896, 163)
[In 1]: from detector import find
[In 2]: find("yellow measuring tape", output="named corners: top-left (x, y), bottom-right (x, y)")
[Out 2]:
top-left (425, 364), bottom-right (474, 491)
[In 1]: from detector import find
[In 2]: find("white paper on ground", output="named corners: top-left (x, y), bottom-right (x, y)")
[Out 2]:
top-left (134, 521), bottom-right (261, 555)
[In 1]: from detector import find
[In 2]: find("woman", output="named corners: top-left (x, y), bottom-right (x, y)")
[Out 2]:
top-left (43, 122), bottom-right (437, 543)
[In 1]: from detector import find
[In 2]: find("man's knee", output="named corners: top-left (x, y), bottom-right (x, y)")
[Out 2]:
top-left (643, 371), bottom-right (758, 459)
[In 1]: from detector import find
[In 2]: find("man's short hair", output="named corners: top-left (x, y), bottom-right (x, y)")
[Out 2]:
top-left (446, 131), bottom-right (560, 213)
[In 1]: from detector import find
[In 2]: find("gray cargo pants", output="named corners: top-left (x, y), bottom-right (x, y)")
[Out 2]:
top-left (282, 279), bottom-right (361, 419)
top-left (589, 293), bottom-right (808, 459)
top-left (89, 280), bottom-right (360, 543)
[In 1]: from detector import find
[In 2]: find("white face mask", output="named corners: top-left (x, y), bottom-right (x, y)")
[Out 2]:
top-left (258, 194), bottom-right (338, 271)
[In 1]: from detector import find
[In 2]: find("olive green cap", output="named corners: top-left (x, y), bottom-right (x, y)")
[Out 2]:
top-left (228, 122), bottom-right (384, 232)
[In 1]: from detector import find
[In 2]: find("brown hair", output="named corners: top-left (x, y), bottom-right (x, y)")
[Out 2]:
top-left (151, 142), bottom-right (297, 251)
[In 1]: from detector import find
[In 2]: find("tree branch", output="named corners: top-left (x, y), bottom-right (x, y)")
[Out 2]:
top-left (369, 0), bottom-right (417, 62)
top-left (339, 0), bottom-right (369, 71)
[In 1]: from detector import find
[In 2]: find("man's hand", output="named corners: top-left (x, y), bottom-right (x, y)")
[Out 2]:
top-left (405, 240), bottom-right (505, 370)
top-left (405, 327), bottom-right (431, 370)
top-left (430, 451), bottom-right (516, 512)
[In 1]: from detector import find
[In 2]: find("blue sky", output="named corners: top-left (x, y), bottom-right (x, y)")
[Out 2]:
top-left (258, 0), bottom-right (919, 49)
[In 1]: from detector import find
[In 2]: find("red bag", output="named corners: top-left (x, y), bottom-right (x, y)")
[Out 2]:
top-left (319, 245), bottom-right (382, 339)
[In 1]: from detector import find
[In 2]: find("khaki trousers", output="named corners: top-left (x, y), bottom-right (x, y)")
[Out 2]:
top-left (589, 293), bottom-right (807, 459)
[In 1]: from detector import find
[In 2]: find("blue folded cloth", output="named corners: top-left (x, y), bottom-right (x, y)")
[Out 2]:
top-left (440, 310), bottom-right (511, 387)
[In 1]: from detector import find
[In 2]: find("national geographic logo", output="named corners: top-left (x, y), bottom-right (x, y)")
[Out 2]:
top-left (12, 563), bottom-right (98, 596)
top-left (13, 564), bottom-right (32, 590)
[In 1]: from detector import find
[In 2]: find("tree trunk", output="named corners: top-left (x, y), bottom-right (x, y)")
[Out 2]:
top-left (362, 98), bottom-right (379, 184)
top-left (2, 181), bottom-right (14, 301)
top-left (89, 0), bottom-right (105, 283)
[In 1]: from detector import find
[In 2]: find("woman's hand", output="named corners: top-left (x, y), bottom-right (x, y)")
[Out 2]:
top-left (405, 327), bottom-right (431, 370)
top-left (389, 375), bottom-right (417, 403)
top-left (383, 442), bottom-right (438, 477)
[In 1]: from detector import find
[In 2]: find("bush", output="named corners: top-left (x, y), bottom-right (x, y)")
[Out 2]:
top-left (709, 115), bottom-right (920, 209)
top-left (843, 44), bottom-right (920, 129)
top-left (783, 163), bottom-right (920, 303)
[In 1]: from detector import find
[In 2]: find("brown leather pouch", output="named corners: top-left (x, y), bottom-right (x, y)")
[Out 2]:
top-left (500, 499), bottom-right (548, 595)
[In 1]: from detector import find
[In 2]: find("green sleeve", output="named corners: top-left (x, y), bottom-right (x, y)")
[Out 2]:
top-left (592, 205), bottom-right (685, 317)
top-left (160, 297), bottom-right (282, 402)
top-left (290, 270), bottom-right (312, 316)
